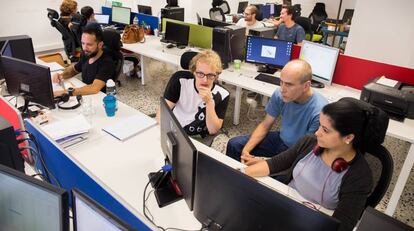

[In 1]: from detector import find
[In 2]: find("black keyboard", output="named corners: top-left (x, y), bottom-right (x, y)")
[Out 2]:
top-left (255, 73), bottom-right (281, 86)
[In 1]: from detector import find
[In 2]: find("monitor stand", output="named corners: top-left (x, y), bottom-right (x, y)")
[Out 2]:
top-left (18, 95), bottom-right (39, 118)
top-left (257, 64), bottom-right (278, 74)
top-left (311, 80), bottom-right (325, 88)
top-left (148, 171), bottom-right (182, 208)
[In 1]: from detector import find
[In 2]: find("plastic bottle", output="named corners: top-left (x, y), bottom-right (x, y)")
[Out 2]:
top-left (106, 79), bottom-right (116, 95)
top-left (133, 15), bottom-right (139, 26)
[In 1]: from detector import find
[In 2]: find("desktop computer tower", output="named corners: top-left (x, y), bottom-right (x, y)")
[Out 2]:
top-left (0, 116), bottom-right (24, 172)
top-left (249, 27), bottom-right (276, 39)
top-left (0, 35), bottom-right (36, 63)
top-left (212, 25), bottom-right (245, 69)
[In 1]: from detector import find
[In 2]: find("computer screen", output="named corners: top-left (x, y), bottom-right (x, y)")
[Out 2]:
top-left (259, 4), bottom-right (271, 19)
top-left (72, 188), bottom-right (134, 231)
top-left (237, 1), bottom-right (249, 14)
top-left (193, 152), bottom-right (340, 230)
top-left (299, 40), bottom-right (339, 86)
top-left (355, 207), bottom-right (414, 231)
top-left (111, 6), bottom-right (131, 25)
top-left (0, 35), bottom-right (36, 63)
top-left (245, 36), bottom-right (293, 69)
top-left (137, 5), bottom-right (152, 15)
top-left (202, 18), bottom-right (231, 28)
top-left (160, 97), bottom-right (197, 210)
top-left (0, 164), bottom-right (69, 231)
top-left (1, 40), bottom-right (12, 57)
top-left (0, 56), bottom-right (56, 114)
top-left (95, 14), bottom-right (110, 24)
top-left (164, 21), bottom-right (190, 46)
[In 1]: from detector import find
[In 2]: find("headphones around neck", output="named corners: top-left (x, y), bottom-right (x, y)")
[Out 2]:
top-left (313, 145), bottom-right (349, 173)
top-left (55, 93), bottom-right (82, 110)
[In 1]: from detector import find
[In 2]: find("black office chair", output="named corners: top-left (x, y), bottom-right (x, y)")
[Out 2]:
top-left (292, 4), bottom-right (302, 17)
top-left (70, 13), bottom-right (87, 48)
top-left (308, 2), bottom-right (328, 33)
top-left (102, 29), bottom-right (124, 86)
top-left (209, 7), bottom-right (225, 22)
top-left (213, 0), bottom-right (230, 15)
top-left (46, 8), bottom-right (79, 62)
top-left (295, 16), bottom-right (314, 41)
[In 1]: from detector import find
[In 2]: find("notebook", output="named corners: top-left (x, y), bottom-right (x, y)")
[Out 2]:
top-left (102, 114), bottom-right (156, 141)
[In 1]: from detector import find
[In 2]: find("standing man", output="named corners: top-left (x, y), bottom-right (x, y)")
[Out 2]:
top-left (226, 59), bottom-right (327, 162)
top-left (52, 23), bottom-right (115, 96)
top-left (271, 5), bottom-right (306, 45)
top-left (236, 5), bottom-right (264, 34)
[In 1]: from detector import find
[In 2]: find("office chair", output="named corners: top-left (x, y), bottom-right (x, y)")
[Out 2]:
top-left (212, 0), bottom-right (230, 15)
top-left (295, 16), bottom-right (314, 41)
top-left (209, 1), bottom-right (226, 22)
top-left (308, 2), bottom-right (328, 33)
top-left (102, 29), bottom-right (124, 86)
top-left (364, 144), bottom-right (394, 208)
top-left (292, 4), bottom-right (302, 17)
top-left (46, 8), bottom-right (79, 62)
top-left (70, 13), bottom-right (87, 48)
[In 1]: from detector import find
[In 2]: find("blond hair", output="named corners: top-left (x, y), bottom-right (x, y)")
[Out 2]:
top-left (189, 50), bottom-right (223, 75)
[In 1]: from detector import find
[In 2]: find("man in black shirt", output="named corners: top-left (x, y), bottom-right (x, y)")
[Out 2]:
top-left (52, 23), bottom-right (115, 96)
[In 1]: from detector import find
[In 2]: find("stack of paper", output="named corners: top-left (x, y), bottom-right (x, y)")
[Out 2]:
top-left (102, 114), bottom-right (156, 141)
top-left (41, 115), bottom-right (91, 142)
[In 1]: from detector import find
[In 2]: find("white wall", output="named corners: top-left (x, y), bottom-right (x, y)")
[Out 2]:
top-left (345, 0), bottom-right (414, 69)
top-left (293, 0), bottom-right (356, 19)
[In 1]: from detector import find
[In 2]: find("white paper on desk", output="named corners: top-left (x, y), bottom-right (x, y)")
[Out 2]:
top-left (43, 62), bottom-right (64, 72)
top-left (376, 76), bottom-right (398, 88)
top-left (102, 114), bottom-right (156, 141)
top-left (41, 114), bottom-right (91, 141)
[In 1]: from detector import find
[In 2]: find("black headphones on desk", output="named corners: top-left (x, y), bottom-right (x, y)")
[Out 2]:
top-left (55, 87), bottom-right (82, 110)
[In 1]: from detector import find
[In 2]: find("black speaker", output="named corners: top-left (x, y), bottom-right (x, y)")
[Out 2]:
top-left (0, 116), bottom-right (24, 172)
top-left (0, 35), bottom-right (36, 63)
top-left (212, 25), bottom-right (245, 69)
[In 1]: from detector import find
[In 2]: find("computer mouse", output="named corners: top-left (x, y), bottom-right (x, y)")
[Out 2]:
top-left (166, 44), bottom-right (175, 49)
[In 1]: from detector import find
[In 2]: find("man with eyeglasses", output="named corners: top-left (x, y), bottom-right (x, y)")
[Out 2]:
top-left (156, 50), bottom-right (229, 138)
top-left (236, 5), bottom-right (264, 34)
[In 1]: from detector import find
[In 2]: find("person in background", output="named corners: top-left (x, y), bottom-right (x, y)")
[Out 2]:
top-left (81, 6), bottom-right (96, 24)
top-left (52, 23), bottom-right (115, 96)
top-left (226, 59), bottom-right (327, 162)
top-left (236, 5), bottom-right (264, 34)
top-left (271, 5), bottom-right (306, 45)
top-left (59, 0), bottom-right (78, 29)
top-left (156, 50), bottom-right (230, 138)
top-left (242, 98), bottom-right (380, 231)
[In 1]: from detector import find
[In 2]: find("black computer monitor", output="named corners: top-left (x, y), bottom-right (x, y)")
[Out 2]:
top-left (299, 40), bottom-right (340, 88)
top-left (202, 18), bottom-right (231, 28)
top-left (245, 35), bottom-right (293, 73)
top-left (137, 5), bottom-right (152, 15)
top-left (193, 152), bottom-right (340, 230)
top-left (164, 21), bottom-right (190, 47)
top-left (0, 164), bottom-right (69, 231)
top-left (111, 6), bottom-right (131, 25)
top-left (355, 207), bottom-right (414, 231)
top-left (259, 4), bottom-right (271, 19)
top-left (0, 35), bottom-right (36, 63)
top-left (237, 1), bottom-right (249, 14)
top-left (0, 56), bottom-right (55, 117)
top-left (158, 97), bottom-right (197, 210)
top-left (72, 188), bottom-right (134, 231)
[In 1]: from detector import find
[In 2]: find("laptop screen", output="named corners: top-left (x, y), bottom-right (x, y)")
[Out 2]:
top-left (95, 14), bottom-right (110, 24)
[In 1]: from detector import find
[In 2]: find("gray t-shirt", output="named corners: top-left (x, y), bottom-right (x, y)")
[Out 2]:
top-left (276, 23), bottom-right (306, 44)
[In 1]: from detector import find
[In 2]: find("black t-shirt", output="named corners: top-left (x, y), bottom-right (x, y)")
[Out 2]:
top-left (74, 51), bottom-right (115, 91)
top-left (164, 71), bottom-right (230, 137)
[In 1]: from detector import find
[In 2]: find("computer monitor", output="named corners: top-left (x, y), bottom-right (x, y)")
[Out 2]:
top-left (202, 18), bottom-right (231, 28)
top-left (159, 97), bottom-right (197, 210)
top-left (237, 1), bottom-right (249, 14)
top-left (0, 35), bottom-right (36, 63)
top-left (137, 5), bottom-right (152, 15)
top-left (164, 21), bottom-right (190, 47)
top-left (245, 36), bottom-right (293, 73)
top-left (111, 6), bottom-right (131, 25)
top-left (355, 207), bottom-right (414, 231)
top-left (299, 40), bottom-right (340, 88)
top-left (95, 14), bottom-right (110, 24)
top-left (193, 152), bottom-right (340, 230)
top-left (259, 4), bottom-right (271, 19)
top-left (0, 164), bottom-right (69, 231)
top-left (0, 56), bottom-right (55, 117)
top-left (72, 188), bottom-right (134, 231)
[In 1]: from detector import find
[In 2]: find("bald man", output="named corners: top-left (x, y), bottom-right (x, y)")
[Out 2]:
top-left (226, 59), bottom-right (328, 162)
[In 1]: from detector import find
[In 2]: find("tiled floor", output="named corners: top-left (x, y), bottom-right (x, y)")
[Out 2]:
top-left (116, 58), bottom-right (414, 227)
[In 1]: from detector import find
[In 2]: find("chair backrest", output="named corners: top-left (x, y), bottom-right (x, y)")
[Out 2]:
top-left (292, 4), bottom-right (302, 17)
top-left (218, 1), bottom-right (230, 15)
top-left (209, 8), bottom-right (225, 22)
top-left (102, 29), bottom-right (123, 82)
top-left (46, 8), bottom-right (78, 62)
top-left (295, 16), bottom-right (313, 41)
top-left (309, 2), bottom-right (328, 33)
top-left (364, 144), bottom-right (394, 208)
top-left (180, 51), bottom-right (198, 70)
top-left (70, 13), bottom-right (87, 47)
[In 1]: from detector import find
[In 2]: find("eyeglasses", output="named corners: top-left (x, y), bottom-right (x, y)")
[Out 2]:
top-left (194, 71), bottom-right (218, 80)
top-left (243, 12), bottom-right (252, 16)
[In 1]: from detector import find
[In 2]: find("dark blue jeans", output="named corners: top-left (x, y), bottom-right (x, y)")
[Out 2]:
top-left (226, 131), bottom-right (289, 162)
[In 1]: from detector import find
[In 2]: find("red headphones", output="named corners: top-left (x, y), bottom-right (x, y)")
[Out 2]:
top-left (313, 145), bottom-right (349, 173)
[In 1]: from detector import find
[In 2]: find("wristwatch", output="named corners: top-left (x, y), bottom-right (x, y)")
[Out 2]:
top-left (68, 87), bottom-right (75, 97)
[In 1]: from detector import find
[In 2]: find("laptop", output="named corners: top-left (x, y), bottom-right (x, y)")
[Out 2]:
top-left (95, 14), bottom-right (110, 25)
top-left (355, 207), bottom-right (414, 231)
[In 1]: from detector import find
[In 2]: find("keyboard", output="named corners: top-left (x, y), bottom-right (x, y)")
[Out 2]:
top-left (255, 73), bottom-right (281, 86)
